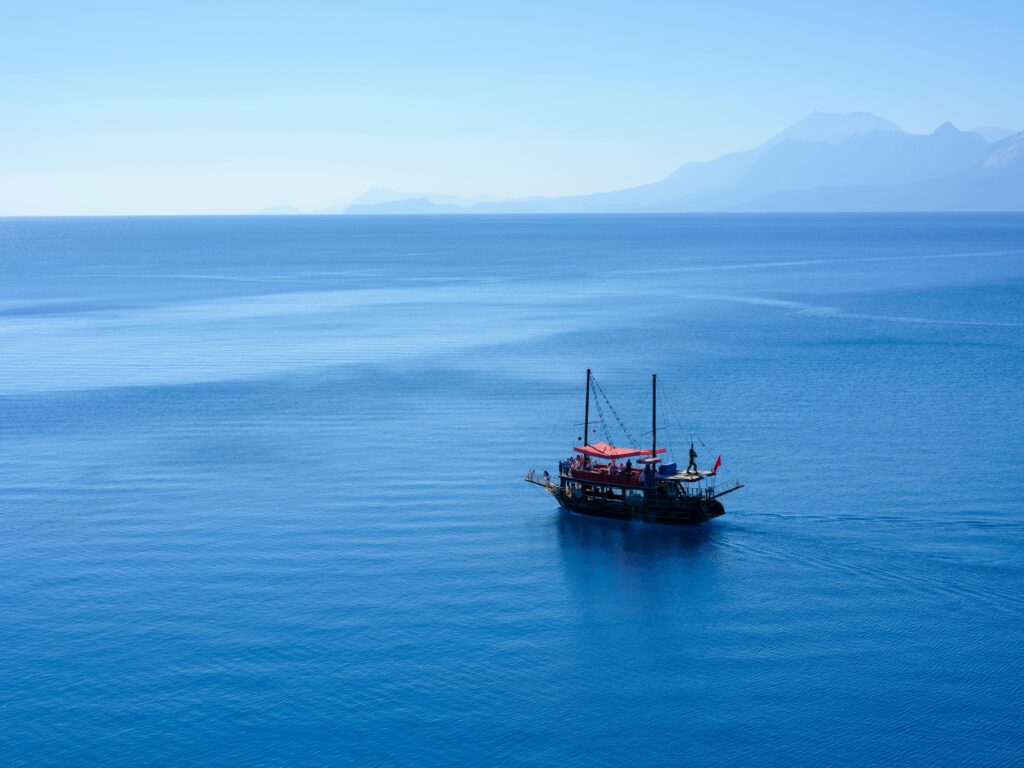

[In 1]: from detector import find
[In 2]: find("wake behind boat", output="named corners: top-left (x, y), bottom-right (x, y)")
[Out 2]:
top-left (525, 369), bottom-right (743, 525)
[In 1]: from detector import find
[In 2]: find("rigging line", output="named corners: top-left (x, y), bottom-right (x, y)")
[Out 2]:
top-left (588, 375), bottom-right (611, 444)
top-left (661, 381), bottom-right (702, 451)
top-left (587, 373), bottom-right (613, 444)
top-left (590, 386), bottom-right (614, 445)
top-left (554, 382), bottom-right (576, 434)
top-left (591, 376), bottom-right (638, 446)
top-left (666, 387), bottom-right (698, 461)
top-left (664, 399), bottom-right (676, 463)
top-left (654, 377), bottom-right (676, 461)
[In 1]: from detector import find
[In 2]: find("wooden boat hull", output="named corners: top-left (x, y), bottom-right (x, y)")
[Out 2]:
top-left (553, 489), bottom-right (724, 526)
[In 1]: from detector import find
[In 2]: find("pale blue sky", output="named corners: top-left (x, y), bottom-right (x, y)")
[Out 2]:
top-left (2, 1), bottom-right (1022, 215)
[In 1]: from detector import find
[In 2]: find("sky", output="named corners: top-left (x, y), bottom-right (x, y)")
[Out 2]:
top-left (2, 0), bottom-right (1022, 215)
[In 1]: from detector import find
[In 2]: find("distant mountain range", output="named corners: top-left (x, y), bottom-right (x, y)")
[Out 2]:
top-left (260, 188), bottom-right (498, 215)
top-left (263, 112), bottom-right (1023, 214)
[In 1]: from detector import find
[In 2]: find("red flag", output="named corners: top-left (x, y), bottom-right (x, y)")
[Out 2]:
top-left (712, 455), bottom-right (722, 473)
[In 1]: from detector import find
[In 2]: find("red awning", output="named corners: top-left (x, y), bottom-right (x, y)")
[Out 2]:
top-left (573, 442), bottom-right (667, 459)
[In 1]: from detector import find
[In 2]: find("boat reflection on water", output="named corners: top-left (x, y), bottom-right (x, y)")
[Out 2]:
top-left (553, 508), bottom-right (730, 614)
top-left (555, 507), bottom-right (720, 558)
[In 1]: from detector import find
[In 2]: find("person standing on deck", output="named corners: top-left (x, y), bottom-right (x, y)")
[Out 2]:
top-left (687, 443), bottom-right (699, 474)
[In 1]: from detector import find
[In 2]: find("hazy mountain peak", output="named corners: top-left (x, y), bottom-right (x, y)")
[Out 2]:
top-left (764, 111), bottom-right (903, 147)
top-left (341, 188), bottom-right (492, 212)
top-left (983, 131), bottom-right (1024, 169)
top-left (932, 121), bottom-right (961, 135)
top-left (971, 126), bottom-right (1020, 143)
top-left (277, 111), bottom-right (1022, 216)
top-left (349, 187), bottom-right (421, 207)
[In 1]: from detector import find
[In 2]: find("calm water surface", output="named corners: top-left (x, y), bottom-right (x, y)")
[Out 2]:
top-left (2, 214), bottom-right (1023, 766)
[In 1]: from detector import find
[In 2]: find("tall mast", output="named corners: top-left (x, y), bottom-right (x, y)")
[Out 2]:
top-left (583, 368), bottom-right (591, 447)
top-left (651, 373), bottom-right (657, 458)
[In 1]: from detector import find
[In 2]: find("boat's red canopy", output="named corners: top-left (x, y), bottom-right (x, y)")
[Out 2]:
top-left (574, 442), bottom-right (667, 459)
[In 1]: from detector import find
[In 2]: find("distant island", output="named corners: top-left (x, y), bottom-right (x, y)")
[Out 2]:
top-left (263, 112), bottom-right (1024, 214)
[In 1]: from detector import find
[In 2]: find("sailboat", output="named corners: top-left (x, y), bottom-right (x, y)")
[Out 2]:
top-left (525, 369), bottom-right (743, 525)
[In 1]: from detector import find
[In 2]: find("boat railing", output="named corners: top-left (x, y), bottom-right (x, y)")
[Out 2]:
top-left (524, 468), bottom-right (557, 489)
top-left (564, 466), bottom-right (645, 487)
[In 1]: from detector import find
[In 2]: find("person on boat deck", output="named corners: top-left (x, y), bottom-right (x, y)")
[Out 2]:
top-left (625, 459), bottom-right (633, 475)
top-left (687, 443), bottom-right (699, 474)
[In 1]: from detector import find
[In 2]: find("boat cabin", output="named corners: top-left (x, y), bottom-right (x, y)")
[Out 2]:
top-left (559, 442), bottom-right (663, 487)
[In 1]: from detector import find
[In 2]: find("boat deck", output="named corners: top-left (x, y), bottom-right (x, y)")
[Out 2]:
top-left (663, 470), bottom-right (716, 482)
top-left (564, 466), bottom-right (715, 487)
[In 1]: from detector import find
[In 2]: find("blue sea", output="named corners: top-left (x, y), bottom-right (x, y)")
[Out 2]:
top-left (2, 214), bottom-right (1023, 766)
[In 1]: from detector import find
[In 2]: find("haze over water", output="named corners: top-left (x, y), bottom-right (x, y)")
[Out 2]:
top-left (2, 214), bottom-right (1023, 766)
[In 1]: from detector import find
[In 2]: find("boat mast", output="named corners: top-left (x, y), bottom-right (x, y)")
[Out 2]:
top-left (583, 368), bottom-right (591, 447)
top-left (651, 373), bottom-right (657, 458)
